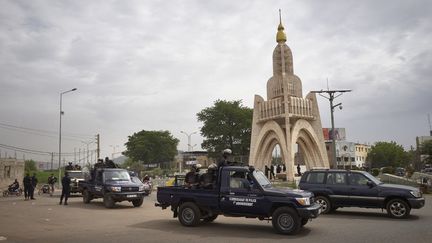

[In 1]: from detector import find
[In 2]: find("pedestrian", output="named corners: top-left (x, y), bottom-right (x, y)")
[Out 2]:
top-left (23, 173), bottom-right (31, 200)
top-left (282, 164), bottom-right (286, 172)
top-left (29, 173), bottom-right (38, 200)
top-left (264, 165), bottom-right (270, 178)
top-left (297, 164), bottom-right (302, 176)
top-left (48, 174), bottom-right (57, 196)
top-left (276, 164), bottom-right (282, 174)
top-left (59, 172), bottom-right (71, 205)
top-left (270, 164), bottom-right (275, 180)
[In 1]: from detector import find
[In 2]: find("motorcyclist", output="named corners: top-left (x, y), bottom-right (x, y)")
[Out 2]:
top-left (8, 179), bottom-right (19, 192)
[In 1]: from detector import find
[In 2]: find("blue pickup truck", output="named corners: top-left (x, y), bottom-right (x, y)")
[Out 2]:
top-left (156, 165), bottom-right (321, 235)
top-left (80, 168), bottom-right (147, 208)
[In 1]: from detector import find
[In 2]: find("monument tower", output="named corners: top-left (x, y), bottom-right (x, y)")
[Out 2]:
top-left (249, 12), bottom-right (329, 181)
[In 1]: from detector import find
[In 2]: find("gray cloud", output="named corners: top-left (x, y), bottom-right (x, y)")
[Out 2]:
top-left (0, 0), bottom-right (431, 163)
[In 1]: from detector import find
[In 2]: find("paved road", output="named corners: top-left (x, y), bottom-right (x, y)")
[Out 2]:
top-left (0, 192), bottom-right (431, 243)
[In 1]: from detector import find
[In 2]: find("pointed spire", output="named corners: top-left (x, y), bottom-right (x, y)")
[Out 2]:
top-left (276, 9), bottom-right (287, 43)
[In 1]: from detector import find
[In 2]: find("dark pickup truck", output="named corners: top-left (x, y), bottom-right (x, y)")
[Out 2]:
top-left (79, 168), bottom-right (147, 208)
top-left (156, 165), bottom-right (321, 235)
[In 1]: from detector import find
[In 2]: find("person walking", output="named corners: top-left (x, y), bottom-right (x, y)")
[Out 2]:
top-left (59, 172), bottom-right (71, 205)
top-left (264, 165), bottom-right (270, 178)
top-left (48, 174), bottom-right (57, 196)
top-left (270, 164), bottom-right (275, 180)
top-left (23, 173), bottom-right (31, 200)
top-left (297, 164), bottom-right (302, 176)
top-left (29, 173), bottom-right (38, 200)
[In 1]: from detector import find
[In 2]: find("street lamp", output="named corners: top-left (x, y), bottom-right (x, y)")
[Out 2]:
top-left (110, 145), bottom-right (120, 159)
top-left (180, 131), bottom-right (198, 152)
top-left (58, 88), bottom-right (77, 187)
top-left (311, 89), bottom-right (351, 168)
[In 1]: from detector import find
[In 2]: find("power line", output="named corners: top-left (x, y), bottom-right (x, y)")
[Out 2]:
top-left (0, 143), bottom-right (95, 156)
top-left (0, 121), bottom-right (94, 140)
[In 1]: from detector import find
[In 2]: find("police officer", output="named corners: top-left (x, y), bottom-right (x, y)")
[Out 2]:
top-left (217, 149), bottom-right (232, 167)
top-left (200, 163), bottom-right (217, 189)
top-left (185, 164), bottom-right (201, 188)
top-left (59, 172), bottom-right (71, 205)
top-left (23, 173), bottom-right (31, 200)
top-left (29, 173), bottom-right (38, 200)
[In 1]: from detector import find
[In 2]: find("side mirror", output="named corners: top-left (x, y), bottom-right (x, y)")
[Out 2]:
top-left (366, 181), bottom-right (374, 188)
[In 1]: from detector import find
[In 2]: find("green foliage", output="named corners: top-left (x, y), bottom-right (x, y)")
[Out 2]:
top-left (371, 168), bottom-right (380, 176)
top-left (381, 166), bottom-right (395, 174)
top-left (197, 99), bottom-right (253, 158)
top-left (24, 160), bottom-right (37, 174)
top-left (420, 140), bottom-right (432, 164)
top-left (366, 141), bottom-right (408, 168)
top-left (123, 130), bottom-right (179, 164)
top-left (120, 158), bottom-right (145, 172)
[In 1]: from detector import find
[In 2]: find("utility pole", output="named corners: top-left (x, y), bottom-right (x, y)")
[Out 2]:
top-left (96, 134), bottom-right (100, 160)
top-left (51, 152), bottom-right (54, 171)
top-left (311, 89), bottom-right (351, 168)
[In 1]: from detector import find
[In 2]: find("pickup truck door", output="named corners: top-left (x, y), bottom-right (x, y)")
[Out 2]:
top-left (93, 171), bottom-right (104, 197)
top-left (219, 170), bottom-right (265, 215)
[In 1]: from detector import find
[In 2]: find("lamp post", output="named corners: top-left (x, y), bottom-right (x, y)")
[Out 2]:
top-left (180, 131), bottom-right (198, 152)
top-left (110, 145), bottom-right (120, 159)
top-left (58, 88), bottom-right (77, 187)
top-left (311, 89), bottom-right (351, 168)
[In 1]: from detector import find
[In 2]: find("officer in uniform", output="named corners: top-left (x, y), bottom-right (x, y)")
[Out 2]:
top-left (59, 172), bottom-right (71, 205)
top-left (217, 149), bottom-right (232, 167)
top-left (185, 164), bottom-right (201, 188)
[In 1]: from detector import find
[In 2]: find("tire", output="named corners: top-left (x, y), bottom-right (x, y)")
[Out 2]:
top-left (132, 198), bottom-right (144, 207)
top-left (301, 218), bottom-right (309, 227)
top-left (178, 202), bottom-right (201, 227)
top-left (315, 196), bottom-right (332, 214)
top-left (16, 189), bottom-right (22, 197)
top-left (386, 199), bottom-right (411, 218)
top-left (3, 191), bottom-right (8, 197)
top-left (103, 194), bottom-right (115, 209)
top-left (272, 207), bottom-right (301, 235)
top-left (203, 214), bottom-right (218, 223)
top-left (82, 190), bottom-right (92, 204)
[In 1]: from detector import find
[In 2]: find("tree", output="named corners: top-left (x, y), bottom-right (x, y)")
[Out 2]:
top-left (419, 140), bottom-right (432, 164)
top-left (120, 158), bottom-right (145, 172)
top-left (123, 130), bottom-right (179, 165)
top-left (24, 160), bottom-right (37, 174)
top-left (197, 100), bottom-right (253, 158)
top-left (366, 141), bottom-right (408, 168)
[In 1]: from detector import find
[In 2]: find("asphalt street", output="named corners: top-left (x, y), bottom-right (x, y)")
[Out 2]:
top-left (0, 192), bottom-right (431, 243)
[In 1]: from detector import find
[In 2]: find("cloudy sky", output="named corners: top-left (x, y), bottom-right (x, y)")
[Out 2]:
top-left (0, 0), bottom-right (431, 164)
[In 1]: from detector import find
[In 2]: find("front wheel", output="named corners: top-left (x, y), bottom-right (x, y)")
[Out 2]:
top-left (82, 190), bottom-right (92, 204)
top-left (315, 196), bottom-right (332, 214)
top-left (178, 202), bottom-right (201, 227)
top-left (3, 191), bottom-right (8, 197)
top-left (103, 194), bottom-right (115, 208)
top-left (132, 198), bottom-right (144, 207)
top-left (386, 199), bottom-right (410, 218)
top-left (272, 207), bottom-right (301, 235)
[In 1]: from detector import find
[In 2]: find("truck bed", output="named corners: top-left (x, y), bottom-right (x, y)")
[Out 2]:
top-left (157, 186), bottom-right (220, 212)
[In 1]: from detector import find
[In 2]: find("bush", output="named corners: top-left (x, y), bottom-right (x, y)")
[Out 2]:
top-left (381, 166), bottom-right (394, 174)
top-left (371, 168), bottom-right (380, 176)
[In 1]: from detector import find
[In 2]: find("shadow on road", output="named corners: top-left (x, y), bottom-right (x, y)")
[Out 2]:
top-left (129, 219), bottom-right (312, 239)
top-left (322, 210), bottom-right (420, 221)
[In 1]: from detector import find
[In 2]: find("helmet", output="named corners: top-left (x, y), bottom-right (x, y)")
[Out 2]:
top-left (222, 149), bottom-right (232, 155)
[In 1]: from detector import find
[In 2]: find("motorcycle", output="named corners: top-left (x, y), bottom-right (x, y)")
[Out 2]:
top-left (38, 184), bottom-right (51, 195)
top-left (143, 180), bottom-right (153, 195)
top-left (3, 187), bottom-right (23, 197)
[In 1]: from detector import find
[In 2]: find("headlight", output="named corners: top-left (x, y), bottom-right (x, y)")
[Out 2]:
top-left (295, 197), bottom-right (311, 206)
top-left (110, 186), bottom-right (121, 192)
top-left (139, 185), bottom-right (145, 191)
top-left (410, 190), bottom-right (422, 198)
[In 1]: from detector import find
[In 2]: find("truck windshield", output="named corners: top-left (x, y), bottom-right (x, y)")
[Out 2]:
top-left (68, 172), bottom-right (84, 179)
top-left (104, 171), bottom-right (131, 182)
top-left (362, 171), bottom-right (382, 185)
top-left (253, 170), bottom-right (272, 188)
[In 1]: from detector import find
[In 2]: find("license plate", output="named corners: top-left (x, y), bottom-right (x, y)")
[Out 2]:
top-left (127, 194), bottom-right (137, 198)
